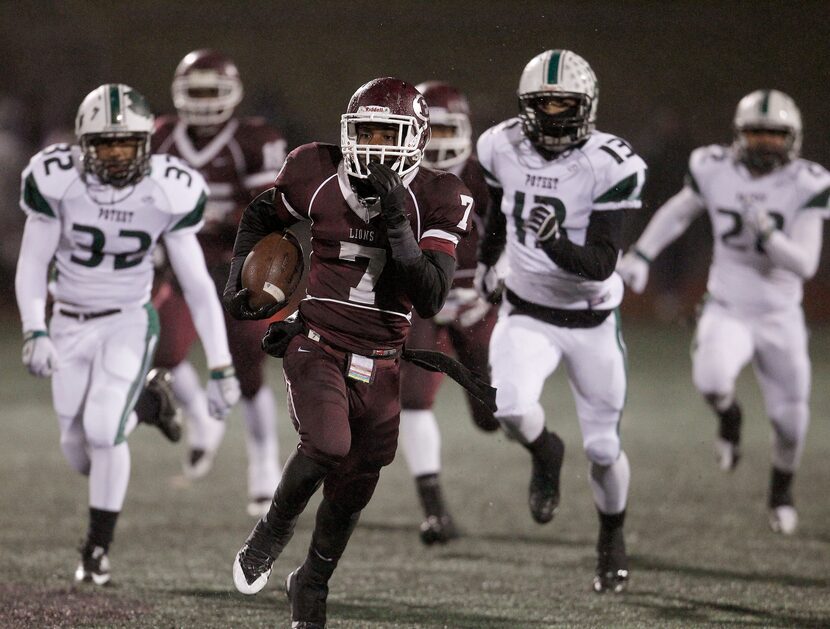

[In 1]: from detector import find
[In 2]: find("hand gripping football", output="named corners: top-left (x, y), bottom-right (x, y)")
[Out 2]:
top-left (241, 231), bottom-right (304, 312)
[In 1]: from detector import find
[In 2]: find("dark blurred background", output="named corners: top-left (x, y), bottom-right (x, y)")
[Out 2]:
top-left (1, 0), bottom-right (828, 322)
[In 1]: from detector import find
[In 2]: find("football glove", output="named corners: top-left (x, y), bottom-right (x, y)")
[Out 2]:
top-left (206, 366), bottom-right (240, 420)
top-left (617, 248), bottom-right (651, 294)
top-left (526, 206), bottom-right (560, 243)
top-left (261, 311), bottom-right (305, 358)
top-left (367, 162), bottom-right (408, 228)
top-left (223, 287), bottom-right (280, 321)
top-left (474, 262), bottom-right (504, 304)
top-left (744, 208), bottom-right (777, 246)
top-left (22, 330), bottom-right (58, 377)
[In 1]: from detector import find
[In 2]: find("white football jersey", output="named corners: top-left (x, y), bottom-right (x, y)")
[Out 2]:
top-left (688, 144), bottom-right (830, 312)
top-left (20, 144), bottom-right (207, 310)
top-left (478, 119), bottom-right (647, 310)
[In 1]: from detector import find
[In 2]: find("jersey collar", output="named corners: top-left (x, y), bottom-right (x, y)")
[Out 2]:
top-left (172, 118), bottom-right (239, 169)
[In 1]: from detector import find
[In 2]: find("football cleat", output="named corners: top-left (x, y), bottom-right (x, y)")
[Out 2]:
top-left (528, 433), bottom-right (565, 524)
top-left (286, 566), bottom-right (328, 629)
top-left (75, 543), bottom-right (111, 586)
top-left (183, 448), bottom-right (215, 480)
top-left (769, 505), bottom-right (798, 535)
top-left (714, 437), bottom-right (741, 472)
top-left (593, 527), bottom-right (629, 594)
top-left (247, 496), bottom-right (272, 518)
top-left (419, 514), bottom-right (460, 546)
top-left (140, 368), bottom-right (182, 443)
top-left (233, 543), bottom-right (275, 595)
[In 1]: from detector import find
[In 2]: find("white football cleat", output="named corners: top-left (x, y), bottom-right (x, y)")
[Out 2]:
top-left (769, 505), bottom-right (798, 535)
top-left (183, 448), bottom-right (215, 480)
top-left (233, 544), bottom-right (273, 595)
top-left (714, 438), bottom-right (740, 472)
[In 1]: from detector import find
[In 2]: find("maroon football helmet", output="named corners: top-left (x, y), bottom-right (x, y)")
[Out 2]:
top-left (415, 81), bottom-right (472, 169)
top-left (172, 49), bottom-right (243, 126)
top-left (340, 77), bottom-right (430, 178)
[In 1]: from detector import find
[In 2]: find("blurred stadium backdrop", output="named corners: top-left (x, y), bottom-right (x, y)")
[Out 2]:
top-left (0, 2), bottom-right (828, 627)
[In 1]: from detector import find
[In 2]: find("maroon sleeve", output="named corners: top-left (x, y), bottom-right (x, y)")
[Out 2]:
top-left (417, 171), bottom-right (474, 258)
top-left (272, 143), bottom-right (341, 224)
top-left (236, 117), bottom-right (288, 194)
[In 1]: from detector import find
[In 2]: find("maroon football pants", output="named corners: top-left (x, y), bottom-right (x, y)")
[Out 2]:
top-left (400, 308), bottom-right (497, 427)
top-left (152, 283), bottom-right (269, 398)
top-left (282, 333), bottom-right (400, 513)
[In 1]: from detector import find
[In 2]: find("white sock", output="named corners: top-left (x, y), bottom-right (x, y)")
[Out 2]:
top-left (243, 386), bottom-right (280, 498)
top-left (399, 409), bottom-right (441, 477)
top-left (89, 442), bottom-right (131, 512)
top-left (589, 450), bottom-right (630, 514)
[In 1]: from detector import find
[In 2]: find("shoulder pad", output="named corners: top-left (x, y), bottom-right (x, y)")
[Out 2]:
top-left (20, 144), bottom-right (80, 218)
top-left (150, 154), bottom-right (208, 229)
top-left (586, 133), bottom-right (648, 209)
top-left (794, 159), bottom-right (830, 212)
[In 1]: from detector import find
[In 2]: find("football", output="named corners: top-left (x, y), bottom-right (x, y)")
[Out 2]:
top-left (241, 231), bottom-right (304, 311)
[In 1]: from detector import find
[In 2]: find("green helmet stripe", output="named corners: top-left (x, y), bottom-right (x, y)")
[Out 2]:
top-left (760, 90), bottom-right (770, 115)
top-left (109, 84), bottom-right (121, 125)
top-left (546, 50), bottom-right (562, 85)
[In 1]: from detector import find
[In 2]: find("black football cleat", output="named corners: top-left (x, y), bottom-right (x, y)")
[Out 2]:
top-left (138, 368), bottom-right (182, 443)
top-left (528, 433), bottom-right (565, 524)
top-left (593, 526), bottom-right (629, 594)
top-left (286, 566), bottom-right (328, 629)
top-left (419, 514), bottom-right (460, 546)
top-left (75, 542), bottom-right (111, 586)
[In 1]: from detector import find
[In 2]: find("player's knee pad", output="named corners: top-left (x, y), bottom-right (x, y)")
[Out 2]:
top-left (583, 434), bottom-right (621, 467)
top-left (693, 361), bottom-right (735, 402)
top-left (60, 426), bottom-right (90, 475)
top-left (496, 405), bottom-right (545, 445)
top-left (702, 392), bottom-right (735, 413)
top-left (324, 469), bottom-right (382, 513)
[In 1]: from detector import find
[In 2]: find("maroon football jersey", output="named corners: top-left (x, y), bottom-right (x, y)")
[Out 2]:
top-left (152, 115), bottom-right (287, 266)
top-left (270, 143), bottom-right (474, 354)
top-left (450, 156), bottom-right (490, 289)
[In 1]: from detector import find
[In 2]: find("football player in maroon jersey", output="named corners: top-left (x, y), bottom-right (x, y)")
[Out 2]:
top-left (398, 81), bottom-right (499, 546)
top-left (151, 49), bottom-right (288, 516)
top-left (223, 77), bottom-right (474, 628)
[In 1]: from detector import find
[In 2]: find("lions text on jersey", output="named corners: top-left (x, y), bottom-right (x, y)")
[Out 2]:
top-left (477, 119), bottom-right (647, 311)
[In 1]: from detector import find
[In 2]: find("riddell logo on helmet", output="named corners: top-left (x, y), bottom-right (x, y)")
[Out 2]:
top-left (357, 106), bottom-right (391, 113)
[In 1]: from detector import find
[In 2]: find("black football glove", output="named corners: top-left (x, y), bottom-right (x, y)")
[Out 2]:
top-left (367, 162), bottom-right (408, 228)
top-left (261, 311), bottom-right (305, 358)
top-left (223, 287), bottom-right (280, 321)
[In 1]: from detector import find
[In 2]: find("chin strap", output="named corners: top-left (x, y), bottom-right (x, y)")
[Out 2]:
top-left (401, 347), bottom-right (497, 413)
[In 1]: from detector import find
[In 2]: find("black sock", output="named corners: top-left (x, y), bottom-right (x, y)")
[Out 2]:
top-left (304, 498), bottom-right (361, 584)
top-left (769, 468), bottom-right (794, 508)
top-left (523, 429), bottom-right (564, 473)
top-left (717, 402), bottom-right (742, 444)
top-left (86, 508), bottom-right (119, 551)
top-left (133, 387), bottom-right (159, 425)
top-left (415, 473), bottom-right (446, 518)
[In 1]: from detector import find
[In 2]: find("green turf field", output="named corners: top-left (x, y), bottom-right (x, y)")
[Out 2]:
top-left (1, 316), bottom-right (828, 628)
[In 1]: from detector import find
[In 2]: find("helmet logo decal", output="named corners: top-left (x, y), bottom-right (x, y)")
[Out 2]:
top-left (413, 95), bottom-right (429, 123)
top-left (125, 89), bottom-right (152, 117)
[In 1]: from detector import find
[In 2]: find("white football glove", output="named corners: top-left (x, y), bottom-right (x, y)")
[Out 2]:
top-left (526, 206), bottom-right (560, 243)
top-left (617, 249), bottom-right (651, 294)
top-left (206, 366), bottom-right (241, 420)
top-left (744, 208), bottom-right (777, 245)
top-left (474, 262), bottom-right (504, 304)
top-left (22, 330), bottom-right (58, 377)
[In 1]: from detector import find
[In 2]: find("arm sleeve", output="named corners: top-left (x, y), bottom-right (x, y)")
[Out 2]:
top-left (762, 211), bottom-right (824, 279)
top-left (164, 231), bottom-right (233, 369)
top-left (398, 249), bottom-right (455, 318)
top-left (540, 210), bottom-right (623, 281)
top-left (15, 214), bottom-right (60, 332)
top-left (477, 186), bottom-right (506, 266)
top-left (633, 186), bottom-right (705, 260)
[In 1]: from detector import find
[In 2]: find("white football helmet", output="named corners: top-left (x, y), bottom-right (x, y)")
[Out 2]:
top-left (75, 84), bottom-right (154, 187)
top-left (518, 49), bottom-right (598, 153)
top-left (733, 89), bottom-right (802, 173)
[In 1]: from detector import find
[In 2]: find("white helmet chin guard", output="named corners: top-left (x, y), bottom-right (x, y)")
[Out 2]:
top-left (518, 49), bottom-right (598, 153)
top-left (733, 89), bottom-right (802, 173)
top-left (75, 83), bottom-right (154, 187)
